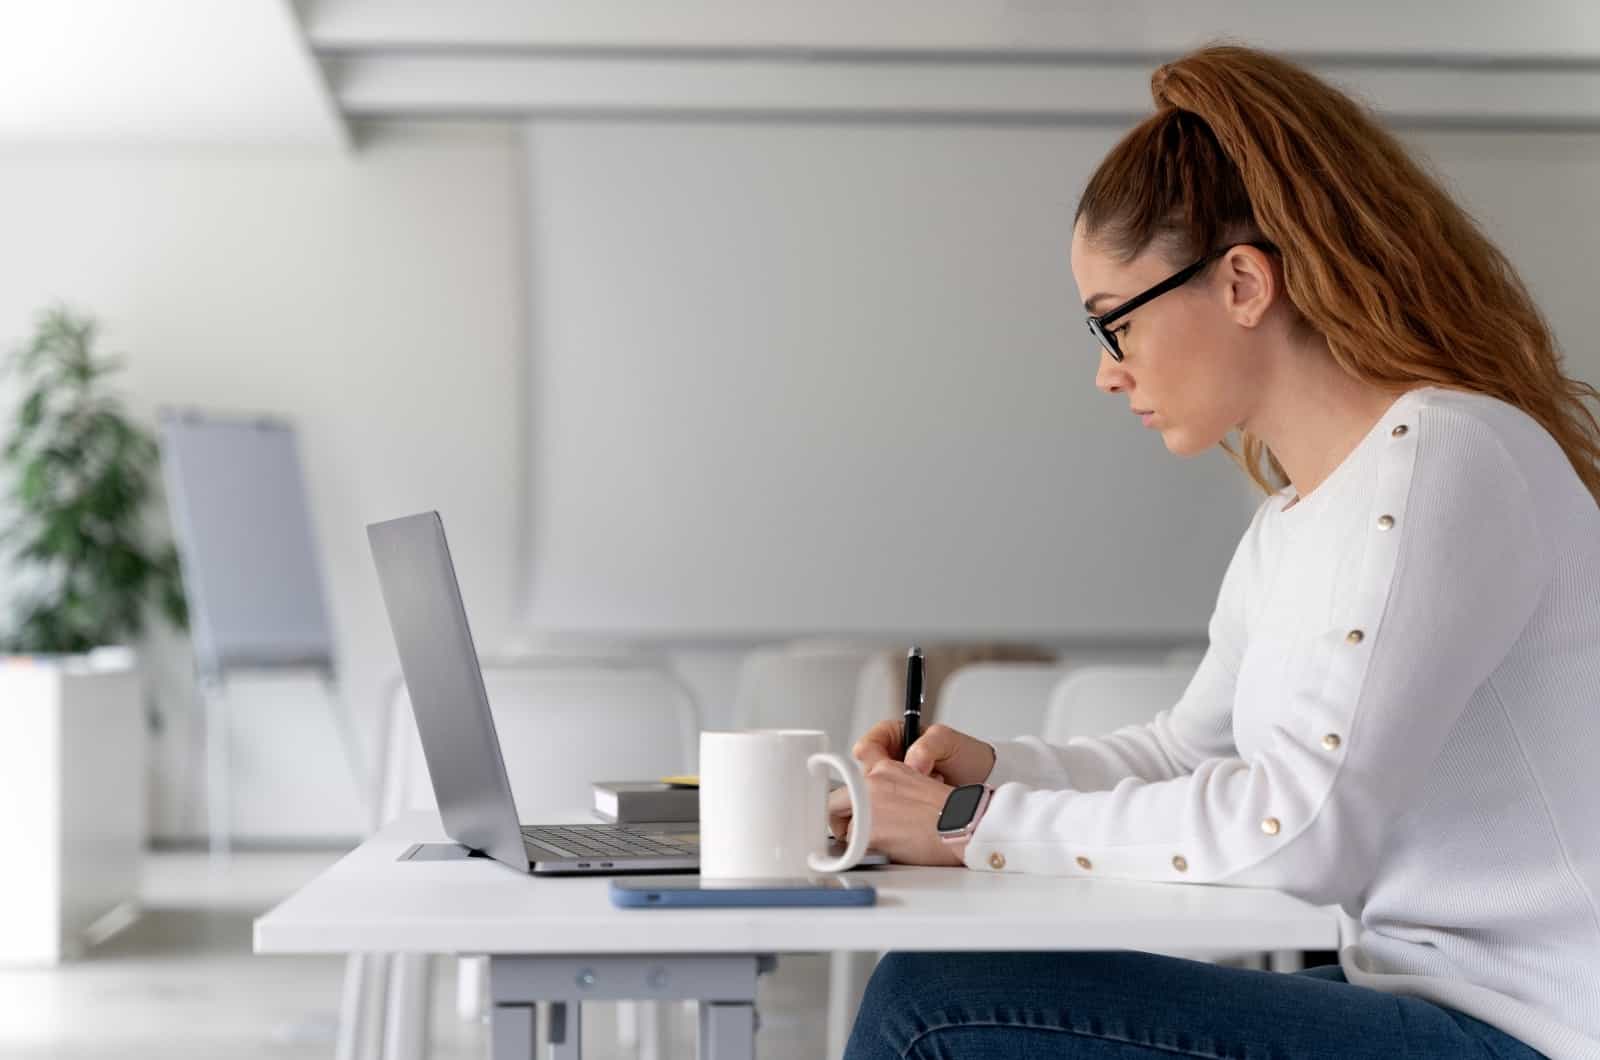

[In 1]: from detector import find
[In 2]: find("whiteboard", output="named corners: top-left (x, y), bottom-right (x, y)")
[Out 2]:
top-left (519, 121), bottom-right (1261, 640)
top-left (159, 411), bottom-right (335, 675)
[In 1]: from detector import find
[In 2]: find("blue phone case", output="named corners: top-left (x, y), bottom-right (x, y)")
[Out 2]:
top-left (610, 877), bottom-right (877, 908)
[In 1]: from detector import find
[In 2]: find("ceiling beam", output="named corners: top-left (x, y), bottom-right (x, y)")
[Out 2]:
top-left (303, 1), bottom-right (1600, 130)
top-left (325, 53), bottom-right (1600, 132)
top-left (304, 0), bottom-right (1600, 64)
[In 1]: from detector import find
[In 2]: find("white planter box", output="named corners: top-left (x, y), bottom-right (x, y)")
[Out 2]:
top-left (0, 651), bottom-right (144, 965)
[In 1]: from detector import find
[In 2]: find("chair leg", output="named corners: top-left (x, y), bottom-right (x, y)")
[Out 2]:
top-left (641, 1001), bottom-right (669, 1060)
top-left (1268, 949), bottom-right (1304, 973)
top-left (826, 950), bottom-right (879, 1059)
top-left (1215, 951), bottom-right (1266, 970)
top-left (617, 1000), bottom-right (637, 1049)
top-left (338, 952), bottom-right (392, 1060)
top-left (616, 1000), bottom-right (668, 1058)
top-left (381, 953), bottom-right (434, 1060)
top-left (457, 955), bottom-right (487, 1022)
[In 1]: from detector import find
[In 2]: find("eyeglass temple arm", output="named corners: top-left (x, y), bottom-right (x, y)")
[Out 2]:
top-left (1095, 241), bottom-right (1277, 327)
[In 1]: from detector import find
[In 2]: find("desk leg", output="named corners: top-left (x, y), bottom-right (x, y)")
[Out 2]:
top-left (491, 1003), bottom-right (535, 1060)
top-left (698, 1001), bottom-right (755, 1060)
top-left (547, 1002), bottom-right (581, 1060)
top-left (826, 950), bottom-right (878, 1057)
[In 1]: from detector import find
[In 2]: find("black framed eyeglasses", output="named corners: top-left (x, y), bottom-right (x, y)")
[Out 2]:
top-left (1086, 240), bottom-right (1278, 362)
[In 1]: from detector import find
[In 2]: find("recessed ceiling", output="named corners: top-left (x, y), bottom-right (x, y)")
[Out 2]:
top-left (0, 0), bottom-right (345, 148)
top-left (5, 2), bottom-right (1600, 145)
top-left (304, 0), bottom-right (1600, 131)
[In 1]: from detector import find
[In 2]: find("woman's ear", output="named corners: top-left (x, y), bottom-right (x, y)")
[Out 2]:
top-left (1223, 245), bottom-right (1276, 328)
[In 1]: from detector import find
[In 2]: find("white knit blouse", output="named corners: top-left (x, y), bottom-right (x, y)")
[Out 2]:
top-left (965, 385), bottom-right (1600, 1059)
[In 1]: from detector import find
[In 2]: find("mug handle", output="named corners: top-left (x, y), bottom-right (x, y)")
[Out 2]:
top-left (807, 751), bottom-right (872, 874)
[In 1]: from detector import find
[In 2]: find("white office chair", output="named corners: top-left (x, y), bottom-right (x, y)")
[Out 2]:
top-left (337, 658), bottom-right (699, 1060)
top-left (730, 640), bottom-right (878, 751)
top-left (1042, 662), bottom-right (1197, 744)
top-left (935, 662), bottom-right (1082, 744)
top-left (844, 649), bottom-right (905, 754)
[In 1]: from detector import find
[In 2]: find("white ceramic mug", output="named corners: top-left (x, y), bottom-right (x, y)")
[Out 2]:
top-left (698, 729), bottom-right (873, 879)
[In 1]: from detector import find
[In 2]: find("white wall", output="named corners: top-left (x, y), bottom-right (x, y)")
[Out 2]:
top-left (517, 120), bottom-right (1262, 642)
top-left (0, 124), bottom-right (526, 840)
top-left (0, 121), bottom-right (1596, 841)
top-left (1416, 131), bottom-right (1600, 365)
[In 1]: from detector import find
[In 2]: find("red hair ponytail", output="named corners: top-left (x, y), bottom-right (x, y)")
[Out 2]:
top-left (1078, 44), bottom-right (1600, 504)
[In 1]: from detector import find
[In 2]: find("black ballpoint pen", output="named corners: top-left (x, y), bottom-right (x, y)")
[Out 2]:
top-left (900, 646), bottom-right (924, 761)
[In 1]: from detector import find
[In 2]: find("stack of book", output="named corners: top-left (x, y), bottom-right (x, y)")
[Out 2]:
top-left (591, 780), bottom-right (699, 823)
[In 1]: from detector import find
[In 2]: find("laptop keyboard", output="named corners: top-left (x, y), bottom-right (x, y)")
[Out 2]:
top-left (522, 824), bottom-right (697, 860)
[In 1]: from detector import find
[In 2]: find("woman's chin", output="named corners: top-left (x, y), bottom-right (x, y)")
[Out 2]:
top-left (1160, 426), bottom-right (1208, 457)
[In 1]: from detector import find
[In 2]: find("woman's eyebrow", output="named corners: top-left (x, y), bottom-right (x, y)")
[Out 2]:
top-left (1084, 293), bottom-right (1119, 313)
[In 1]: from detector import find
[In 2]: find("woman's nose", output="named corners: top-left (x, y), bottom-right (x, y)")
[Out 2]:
top-left (1094, 346), bottom-right (1130, 394)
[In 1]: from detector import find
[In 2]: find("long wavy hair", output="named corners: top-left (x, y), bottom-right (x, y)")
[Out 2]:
top-left (1075, 44), bottom-right (1600, 506)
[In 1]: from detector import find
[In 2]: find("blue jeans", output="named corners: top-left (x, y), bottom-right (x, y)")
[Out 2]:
top-left (844, 950), bottom-right (1550, 1059)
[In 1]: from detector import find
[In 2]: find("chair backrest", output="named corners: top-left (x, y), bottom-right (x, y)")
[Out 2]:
top-left (847, 645), bottom-right (1062, 749)
top-left (935, 663), bottom-right (1082, 744)
top-left (730, 642), bottom-right (877, 754)
top-left (1043, 663), bottom-right (1199, 744)
top-left (380, 659), bottom-right (699, 822)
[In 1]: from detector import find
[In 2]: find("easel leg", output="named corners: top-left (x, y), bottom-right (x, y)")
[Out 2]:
top-left (200, 675), bottom-right (231, 867)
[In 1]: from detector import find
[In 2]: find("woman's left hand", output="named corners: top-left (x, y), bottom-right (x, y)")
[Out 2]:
top-left (827, 759), bottom-right (966, 868)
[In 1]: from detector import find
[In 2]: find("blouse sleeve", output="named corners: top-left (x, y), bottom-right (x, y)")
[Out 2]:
top-left (965, 406), bottom-right (1554, 907)
top-left (984, 495), bottom-right (1271, 792)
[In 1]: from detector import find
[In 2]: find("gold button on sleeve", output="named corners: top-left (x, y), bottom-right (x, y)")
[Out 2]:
top-left (1321, 733), bottom-right (1342, 750)
top-left (988, 852), bottom-right (1006, 871)
top-left (1075, 856), bottom-right (1092, 870)
top-left (1346, 629), bottom-right (1365, 644)
top-left (1261, 816), bottom-right (1281, 836)
top-left (1391, 424), bottom-right (1409, 438)
top-left (1171, 854), bottom-right (1188, 872)
top-left (1377, 514), bottom-right (1395, 530)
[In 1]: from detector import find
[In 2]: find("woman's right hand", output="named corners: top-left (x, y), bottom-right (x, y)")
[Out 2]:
top-left (852, 720), bottom-right (997, 788)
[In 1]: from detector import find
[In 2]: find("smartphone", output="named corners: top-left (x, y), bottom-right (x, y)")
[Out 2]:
top-left (610, 875), bottom-right (877, 908)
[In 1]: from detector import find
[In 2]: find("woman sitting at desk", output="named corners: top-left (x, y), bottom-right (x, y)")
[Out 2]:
top-left (827, 43), bottom-right (1600, 1060)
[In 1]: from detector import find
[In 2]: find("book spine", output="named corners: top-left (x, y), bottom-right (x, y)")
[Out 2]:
top-left (614, 791), bottom-right (698, 823)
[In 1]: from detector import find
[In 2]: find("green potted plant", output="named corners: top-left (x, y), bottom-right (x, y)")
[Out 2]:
top-left (1, 304), bottom-right (187, 654)
top-left (0, 304), bottom-right (186, 964)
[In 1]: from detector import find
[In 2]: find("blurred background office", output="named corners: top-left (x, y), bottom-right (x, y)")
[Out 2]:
top-left (1, 3), bottom-right (1597, 1058)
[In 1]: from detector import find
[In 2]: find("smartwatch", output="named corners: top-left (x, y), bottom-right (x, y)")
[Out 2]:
top-left (937, 783), bottom-right (993, 844)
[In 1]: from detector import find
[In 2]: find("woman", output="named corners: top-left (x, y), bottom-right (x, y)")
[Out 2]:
top-left (827, 44), bottom-right (1600, 1060)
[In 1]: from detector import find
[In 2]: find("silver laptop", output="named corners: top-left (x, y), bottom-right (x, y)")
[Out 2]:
top-left (367, 510), bottom-right (887, 876)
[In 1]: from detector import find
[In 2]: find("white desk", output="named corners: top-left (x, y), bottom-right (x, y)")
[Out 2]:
top-left (256, 811), bottom-right (1342, 1059)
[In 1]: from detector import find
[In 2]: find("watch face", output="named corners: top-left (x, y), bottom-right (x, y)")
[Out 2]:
top-left (937, 784), bottom-right (987, 833)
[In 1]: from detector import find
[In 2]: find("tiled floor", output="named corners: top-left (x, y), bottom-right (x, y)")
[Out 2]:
top-left (0, 850), bottom-right (833, 1059)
